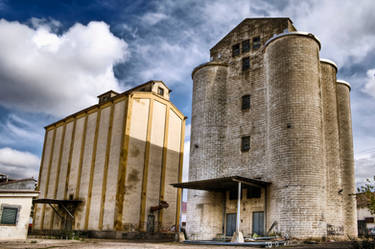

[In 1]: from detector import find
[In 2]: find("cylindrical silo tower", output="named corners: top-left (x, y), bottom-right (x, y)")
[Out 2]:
top-left (264, 32), bottom-right (326, 238)
top-left (189, 62), bottom-right (228, 181)
top-left (336, 80), bottom-right (357, 238)
top-left (186, 62), bottom-right (228, 240)
top-left (320, 59), bottom-right (344, 238)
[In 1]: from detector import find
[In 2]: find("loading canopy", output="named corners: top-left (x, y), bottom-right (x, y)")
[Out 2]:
top-left (171, 176), bottom-right (270, 191)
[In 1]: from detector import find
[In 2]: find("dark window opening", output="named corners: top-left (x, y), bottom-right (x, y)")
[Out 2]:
top-left (1, 207), bottom-right (18, 225)
top-left (158, 87), bottom-right (164, 96)
top-left (232, 43), bottom-right (240, 57)
top-left (253, 36), bottom-right (261, 50)
top-left (229, 189), bottom-right (242, 200)
top-left (242, 57), bottom-right (250, 71)
top-left (241, 95), bottom-right (251, 110)
top-left (242, 40), bottom-right (250, 53)
top-left (241, 136), bottom-right (250, 152)
top-left (247, 186), bottom-right (261, 198)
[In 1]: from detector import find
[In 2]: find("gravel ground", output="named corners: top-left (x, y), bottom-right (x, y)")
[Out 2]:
top-left (0, 239), bottom-right (354, 249)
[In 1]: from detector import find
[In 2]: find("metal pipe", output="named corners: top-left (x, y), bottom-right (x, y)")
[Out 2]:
top-left (236, 182), bottom-right (241, 233)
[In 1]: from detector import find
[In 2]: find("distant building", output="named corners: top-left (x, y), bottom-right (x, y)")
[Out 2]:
top-left (357, 193), bottom-right (375, 236)
top-left (33, 81), bottom-right (185, 239)
top-left (173, 18), bottom-right (356, 240)
top-left (0, 174), bottom-right (39, 240)
top-left (0, 177), bottom-right (36, 190)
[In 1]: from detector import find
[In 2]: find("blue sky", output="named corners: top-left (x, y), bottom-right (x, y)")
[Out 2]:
top-left (0, 0), bottom-right (374, 187)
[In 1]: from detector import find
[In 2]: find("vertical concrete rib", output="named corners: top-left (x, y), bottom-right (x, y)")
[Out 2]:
top-left (158, 105), bottom-right (170, 228)
top-left (50, 123), bottom-right (67, 229)
top-left (139, 98), bottom-right (154, 231)
top-left (75, 115), bottom-right (88, 199)
top-left (99, 103), bottom-right (114, 230)
top-left (114, 97), bottom-right (132, 230)
top-left (84, 108), bottom-right (102, 230)
top-left (33, 128), bottom-right (48, 228)
top-left (64, 119), bottom-right (77, 200)
top-left (41, 127), bottom-right (56, 230)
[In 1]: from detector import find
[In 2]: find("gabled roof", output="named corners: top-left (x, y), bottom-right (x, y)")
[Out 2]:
top-left (210, 17), bottom-right (294, 51)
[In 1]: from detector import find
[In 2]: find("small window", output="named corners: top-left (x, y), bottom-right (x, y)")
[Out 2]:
top-left (1, 207), bottom-right (18, 225)
top-left (253, 36), bottom-right (261, 50)
top-left (247, 186), bottom-right (261, 198)
top-left (157, 87), bottom-right (164, 96)
top-left (241, 136), bottom-right (250, 152)
top-left (241, 95), bottom-right (250, 110)
top-left (232, 43), bottom-right (240, 57)
top-left (242, 40), bottom-right (250, 53)
top-left (242, 57), bottom-right (250, 71)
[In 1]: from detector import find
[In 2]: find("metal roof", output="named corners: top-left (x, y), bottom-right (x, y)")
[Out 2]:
top-left (171, 176), bottom-right (270, 191)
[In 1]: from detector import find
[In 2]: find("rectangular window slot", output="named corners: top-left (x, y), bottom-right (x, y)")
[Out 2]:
top-left (232, 43), bottom-right (240, 57)
top-left (158, 87), bottom-right (164, 96)
top-left (242, 40), bottom-right (250, 53)
top-left (242, 57), bottom-right (250, 71)
top-left (242, 95), bottom-right (251, 110)
top-left (253, 36), bottom-right (261, 50)
top-left (241, 136), bottom-right (250, 152)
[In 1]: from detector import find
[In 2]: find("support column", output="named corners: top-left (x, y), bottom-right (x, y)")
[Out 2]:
top-left (231, 182), bottom-right (244, 243)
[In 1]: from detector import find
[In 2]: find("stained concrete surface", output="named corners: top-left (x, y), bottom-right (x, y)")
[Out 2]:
top-left (0, 239), bottom-right (354, 249)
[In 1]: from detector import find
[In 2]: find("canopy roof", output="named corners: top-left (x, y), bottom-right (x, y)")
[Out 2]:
top-left (171, 176), bottom-right (270, 192)
top-left (33, 198), bottom-right (82, 205)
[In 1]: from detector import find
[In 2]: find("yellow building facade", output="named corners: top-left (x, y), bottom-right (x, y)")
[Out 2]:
top-left (33, 81), bottom-right (185, 238)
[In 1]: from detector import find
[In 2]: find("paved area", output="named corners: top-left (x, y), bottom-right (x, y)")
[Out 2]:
top-left (0, 239), bottom-right (354, 249)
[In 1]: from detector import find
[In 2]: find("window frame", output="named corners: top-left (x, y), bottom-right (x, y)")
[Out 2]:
top-left (232, 43), bottom-right (240, 57)
top-left (242, 39), bottom-right (250, 53)
top-left (0, 204), bottom-right (21, 226)
top-left (242, 57), bottom-right (250, 71)
top-left (241, 136), bottom-right (251, 152)
top-left (252, 36), bottom-right (261, 50)
top-left (157, 87), bottom-right (164, 96)
top-left (241, 95), bottom-right (251, 110)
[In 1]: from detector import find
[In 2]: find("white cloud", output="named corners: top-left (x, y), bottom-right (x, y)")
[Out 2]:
top-left (141, 12), bottom-right (168, 26)
top-left (0, 113), bottom-right (44, 147)
top-left (0, 147), bottom-right (40, 179)
top-left (0, 19), bottom-right (128, 116)
top-left (356, 152), bottom-right (375, 188)
top-left (363, 69), bottom-right (375, 97)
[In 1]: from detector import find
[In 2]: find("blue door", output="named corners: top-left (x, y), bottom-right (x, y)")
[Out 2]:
top-left (252, 211), bottom-right (264, 235)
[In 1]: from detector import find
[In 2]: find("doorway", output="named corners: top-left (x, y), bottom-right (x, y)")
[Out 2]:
top-left (226, 213), bottom-right (236, 236)
top-left (252, 211), bottom-right (264, 235)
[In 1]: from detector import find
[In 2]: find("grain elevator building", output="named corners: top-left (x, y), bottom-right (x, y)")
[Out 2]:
top-left (173, 18), bottom-right (356, 240)
top-left (33, 81), bottom-right (185, 238)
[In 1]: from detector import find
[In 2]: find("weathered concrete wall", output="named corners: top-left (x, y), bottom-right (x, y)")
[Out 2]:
top-left (102, 101), bottom-right (125, 230)
top-left (145, 100), bottom-right (166, 230)
top-left (337, 81), bottom-right (357, 238)
top-left (122, 98), bottom-right (149, 231)
top-left (163, 110), bottom-right (182, 230)
top-left (186, 190), bottom-right (224, 240)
